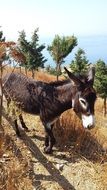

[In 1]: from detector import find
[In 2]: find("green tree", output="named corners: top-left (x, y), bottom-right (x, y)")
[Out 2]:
top-left (48, 35), bottom-right (77, 80)
top-left (18, 30), bottom-right (27, 56)
top-left (95, 59), bottom-right (107, 116)
top-left (17, 30), bottom-right (29, 74)
top-left (0, 30), bottom-right (5, 42)
top-left (18, 28), bottom-right (47, 78)
top-left (70, 48), bottom-right (90, 74)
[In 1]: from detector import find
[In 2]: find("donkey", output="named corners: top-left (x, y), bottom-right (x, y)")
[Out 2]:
top-left (3, 67), bottom-right (96, 153)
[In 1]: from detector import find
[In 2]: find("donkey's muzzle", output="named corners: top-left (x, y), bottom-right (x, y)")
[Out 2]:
top-left (82, 114), bottom-right (95, 129)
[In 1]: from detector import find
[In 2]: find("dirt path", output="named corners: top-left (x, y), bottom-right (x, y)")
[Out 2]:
top-left (1, 109), bottom-right (107, 190)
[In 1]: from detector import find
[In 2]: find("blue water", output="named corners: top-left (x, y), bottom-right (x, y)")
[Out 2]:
top-left (40, 35), bottom-right (107, 67)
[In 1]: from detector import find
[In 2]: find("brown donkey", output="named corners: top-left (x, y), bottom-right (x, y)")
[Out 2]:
top-left (3, 67), bottom-right (96, 153)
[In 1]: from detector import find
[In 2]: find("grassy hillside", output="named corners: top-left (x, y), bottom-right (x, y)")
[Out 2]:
top-left (0, 66), bottom-right (107, 190)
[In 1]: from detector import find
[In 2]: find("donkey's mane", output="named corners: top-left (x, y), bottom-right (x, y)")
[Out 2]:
top-left (48, 79), bottom-right (70, 86)
top-left (48, 74), bottom-right (87, 87)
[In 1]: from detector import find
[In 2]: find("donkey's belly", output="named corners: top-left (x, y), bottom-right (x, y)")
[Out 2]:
top-left (22, 106), bottom-right (40, 115)
top-left (16, 101), bottom-right (40, 115)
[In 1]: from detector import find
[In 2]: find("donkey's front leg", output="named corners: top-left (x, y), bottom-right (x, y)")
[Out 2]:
top-left (44, 124), bottom-right (56, 154)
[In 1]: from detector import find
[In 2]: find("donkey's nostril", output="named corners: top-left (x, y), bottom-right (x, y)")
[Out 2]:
top-left (87, 124), bottom-right (94, 129)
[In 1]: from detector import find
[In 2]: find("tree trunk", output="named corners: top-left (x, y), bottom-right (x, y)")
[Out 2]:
top-left (25, 67), bottom-right (28, 76)
top-left (32, 69), bottom-right (35, 79)
top-left (103, 97), bottom-right (106, 117)
top-left (19, 66), bottom-right (21, 73)
top-left (56, 63), bottom-right (61, 81)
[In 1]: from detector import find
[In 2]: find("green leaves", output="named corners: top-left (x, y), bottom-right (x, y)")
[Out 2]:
top-left (47, 34), bottom-right (77, 80)
top-left (95, 60), bottom-right (107, 98)
top-left (18, 29), bottom-right (47, 71)
top-left (48, 35), bottom-right (77, 64)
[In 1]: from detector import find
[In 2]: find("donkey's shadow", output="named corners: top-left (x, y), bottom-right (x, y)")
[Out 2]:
top-left (31, 127), bottom-right (107, 164)
top-left (60, 139), bottom-right (106, 164)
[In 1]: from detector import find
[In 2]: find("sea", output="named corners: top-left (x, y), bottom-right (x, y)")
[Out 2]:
top-left (40, 35), bottom-right (107, 68)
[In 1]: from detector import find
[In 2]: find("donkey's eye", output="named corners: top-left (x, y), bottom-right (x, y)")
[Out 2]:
top-left (79, 98), bottom-right (87, 109)
top-left (81, 99), bottom-right (86, 105)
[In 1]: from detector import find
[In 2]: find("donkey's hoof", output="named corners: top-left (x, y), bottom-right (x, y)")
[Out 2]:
top-left (44, 147), bottom-right (52, 154)
top-left (24, 127), bottom-right (30, 132)
top-left (19, 125), bottom-right (29, 132)
top-left (16, 133), bottom-right (22, 138)
top-left (45, 140), bottom-right (49, 147)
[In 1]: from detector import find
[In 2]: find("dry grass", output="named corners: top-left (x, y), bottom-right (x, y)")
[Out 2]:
top-left (0, 125), bottom-right (33, 190)
top-left (3, 66), bottom-right (60, 82)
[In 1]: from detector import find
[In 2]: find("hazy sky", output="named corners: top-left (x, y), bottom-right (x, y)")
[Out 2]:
top-left (1, 0), bottom-right (107, 40)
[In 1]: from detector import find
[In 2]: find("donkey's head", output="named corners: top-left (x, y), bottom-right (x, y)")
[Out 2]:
top-left (64, 66), bottom-right (97, 129)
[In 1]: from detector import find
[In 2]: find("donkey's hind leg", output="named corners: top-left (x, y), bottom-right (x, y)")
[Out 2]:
top-left (12, 108), bottom-right (21, 137)
top-left (14, 118), bottom-right (21, 137)
top-left (44, 123), bottom-right (56, 154)
top-left (7, 101), bottom-right (21, 137)
top-left (19, 114), bottom-right (29, 131)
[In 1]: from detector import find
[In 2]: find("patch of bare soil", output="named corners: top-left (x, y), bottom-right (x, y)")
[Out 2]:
top-left (0, 112), bottom-right (107, 190)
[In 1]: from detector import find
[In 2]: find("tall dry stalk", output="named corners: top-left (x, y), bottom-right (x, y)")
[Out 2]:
top-left (0, 41), bottom-right (26, 127)
top-left (0, 60), bottom-right (3, 126)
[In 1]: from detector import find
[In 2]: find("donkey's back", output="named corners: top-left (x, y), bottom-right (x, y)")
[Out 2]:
top-left (3, 72), bottom-right (43, 114)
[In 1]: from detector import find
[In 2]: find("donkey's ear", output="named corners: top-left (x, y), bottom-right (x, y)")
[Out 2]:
top-left (64, 67), bottom-right (83, 85)
top-left (87, 66), bottom-right (95, 86)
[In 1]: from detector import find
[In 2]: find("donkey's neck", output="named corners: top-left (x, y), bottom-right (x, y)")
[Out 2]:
top-left (56, 82), bottom-right (75, 110)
